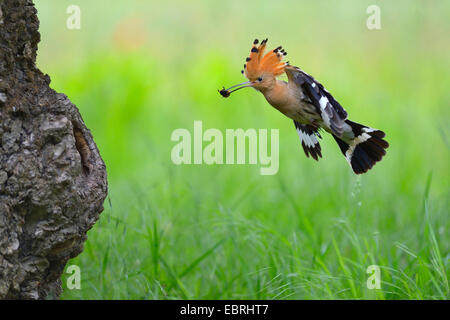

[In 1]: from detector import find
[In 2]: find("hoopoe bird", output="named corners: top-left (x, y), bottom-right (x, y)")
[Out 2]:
top-left (219, 39), bottom-right (389, 174)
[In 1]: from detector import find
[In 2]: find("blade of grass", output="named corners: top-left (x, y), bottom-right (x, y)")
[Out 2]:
top-left (178, 238), bottom-right (226, 278)
top-left (332, 236), bottom-right (358, 298)
top-left (159, 256), bottom-right (190, 299)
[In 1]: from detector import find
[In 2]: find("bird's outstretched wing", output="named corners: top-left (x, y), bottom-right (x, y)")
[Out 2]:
top-left (285, 66), bottom-right (347, 136)
top-left (294, 121), bottom-right (322, 161)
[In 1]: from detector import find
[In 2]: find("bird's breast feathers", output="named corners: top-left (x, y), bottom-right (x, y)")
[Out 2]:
top-left (262, 79), bottom-right (322, 126)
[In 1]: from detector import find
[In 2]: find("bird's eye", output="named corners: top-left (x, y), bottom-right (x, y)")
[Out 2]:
top-left (258, 77), bottom-right (263, 82)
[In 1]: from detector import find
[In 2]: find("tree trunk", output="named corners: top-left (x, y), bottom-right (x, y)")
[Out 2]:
top-left (0, 0), bottom-right (108, 299)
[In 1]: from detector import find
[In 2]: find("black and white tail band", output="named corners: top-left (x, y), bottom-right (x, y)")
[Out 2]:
top-left (333, 120), bottom-right (389, 174)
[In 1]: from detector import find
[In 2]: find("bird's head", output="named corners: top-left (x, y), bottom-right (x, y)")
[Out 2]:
top-left (220, 38), bottom-right (288, 97)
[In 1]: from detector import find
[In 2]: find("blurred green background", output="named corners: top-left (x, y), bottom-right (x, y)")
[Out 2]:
top-left (34, 0), bottom-right (449, 299)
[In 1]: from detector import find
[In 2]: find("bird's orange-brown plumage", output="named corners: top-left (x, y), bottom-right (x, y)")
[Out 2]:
top-left (244, 39), bottom-right (286, 80)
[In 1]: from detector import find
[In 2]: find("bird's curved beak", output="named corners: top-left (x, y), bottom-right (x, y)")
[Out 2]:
top-left (219, 81), bottom-right (253, 98)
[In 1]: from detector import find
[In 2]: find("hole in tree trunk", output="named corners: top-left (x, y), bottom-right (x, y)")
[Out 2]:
top-left (73, 126), bottom-right (91, 175)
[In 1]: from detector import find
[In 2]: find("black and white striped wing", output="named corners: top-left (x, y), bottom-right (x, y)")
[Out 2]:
top-left (294, 121), bottom-right (322, 161)
top-left (286, 66), bottom-right (348, 137)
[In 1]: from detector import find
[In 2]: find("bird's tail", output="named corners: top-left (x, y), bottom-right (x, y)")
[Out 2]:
top-left (333, 120), bottom-right (389, 174)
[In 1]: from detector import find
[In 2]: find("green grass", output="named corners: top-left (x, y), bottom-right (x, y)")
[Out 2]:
top-left (32, 0), bottom-right (449, 299)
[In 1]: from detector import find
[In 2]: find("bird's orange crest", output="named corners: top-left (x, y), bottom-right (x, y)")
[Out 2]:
top-left (243, 38), bottom-right (288, 80)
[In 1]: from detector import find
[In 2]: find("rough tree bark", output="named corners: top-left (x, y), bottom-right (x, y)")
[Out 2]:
top-left (0, 0), bottom-right (108, 299)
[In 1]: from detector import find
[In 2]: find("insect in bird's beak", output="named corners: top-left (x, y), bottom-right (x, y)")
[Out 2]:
top-left (218, 81), bottom-right (253, 98)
